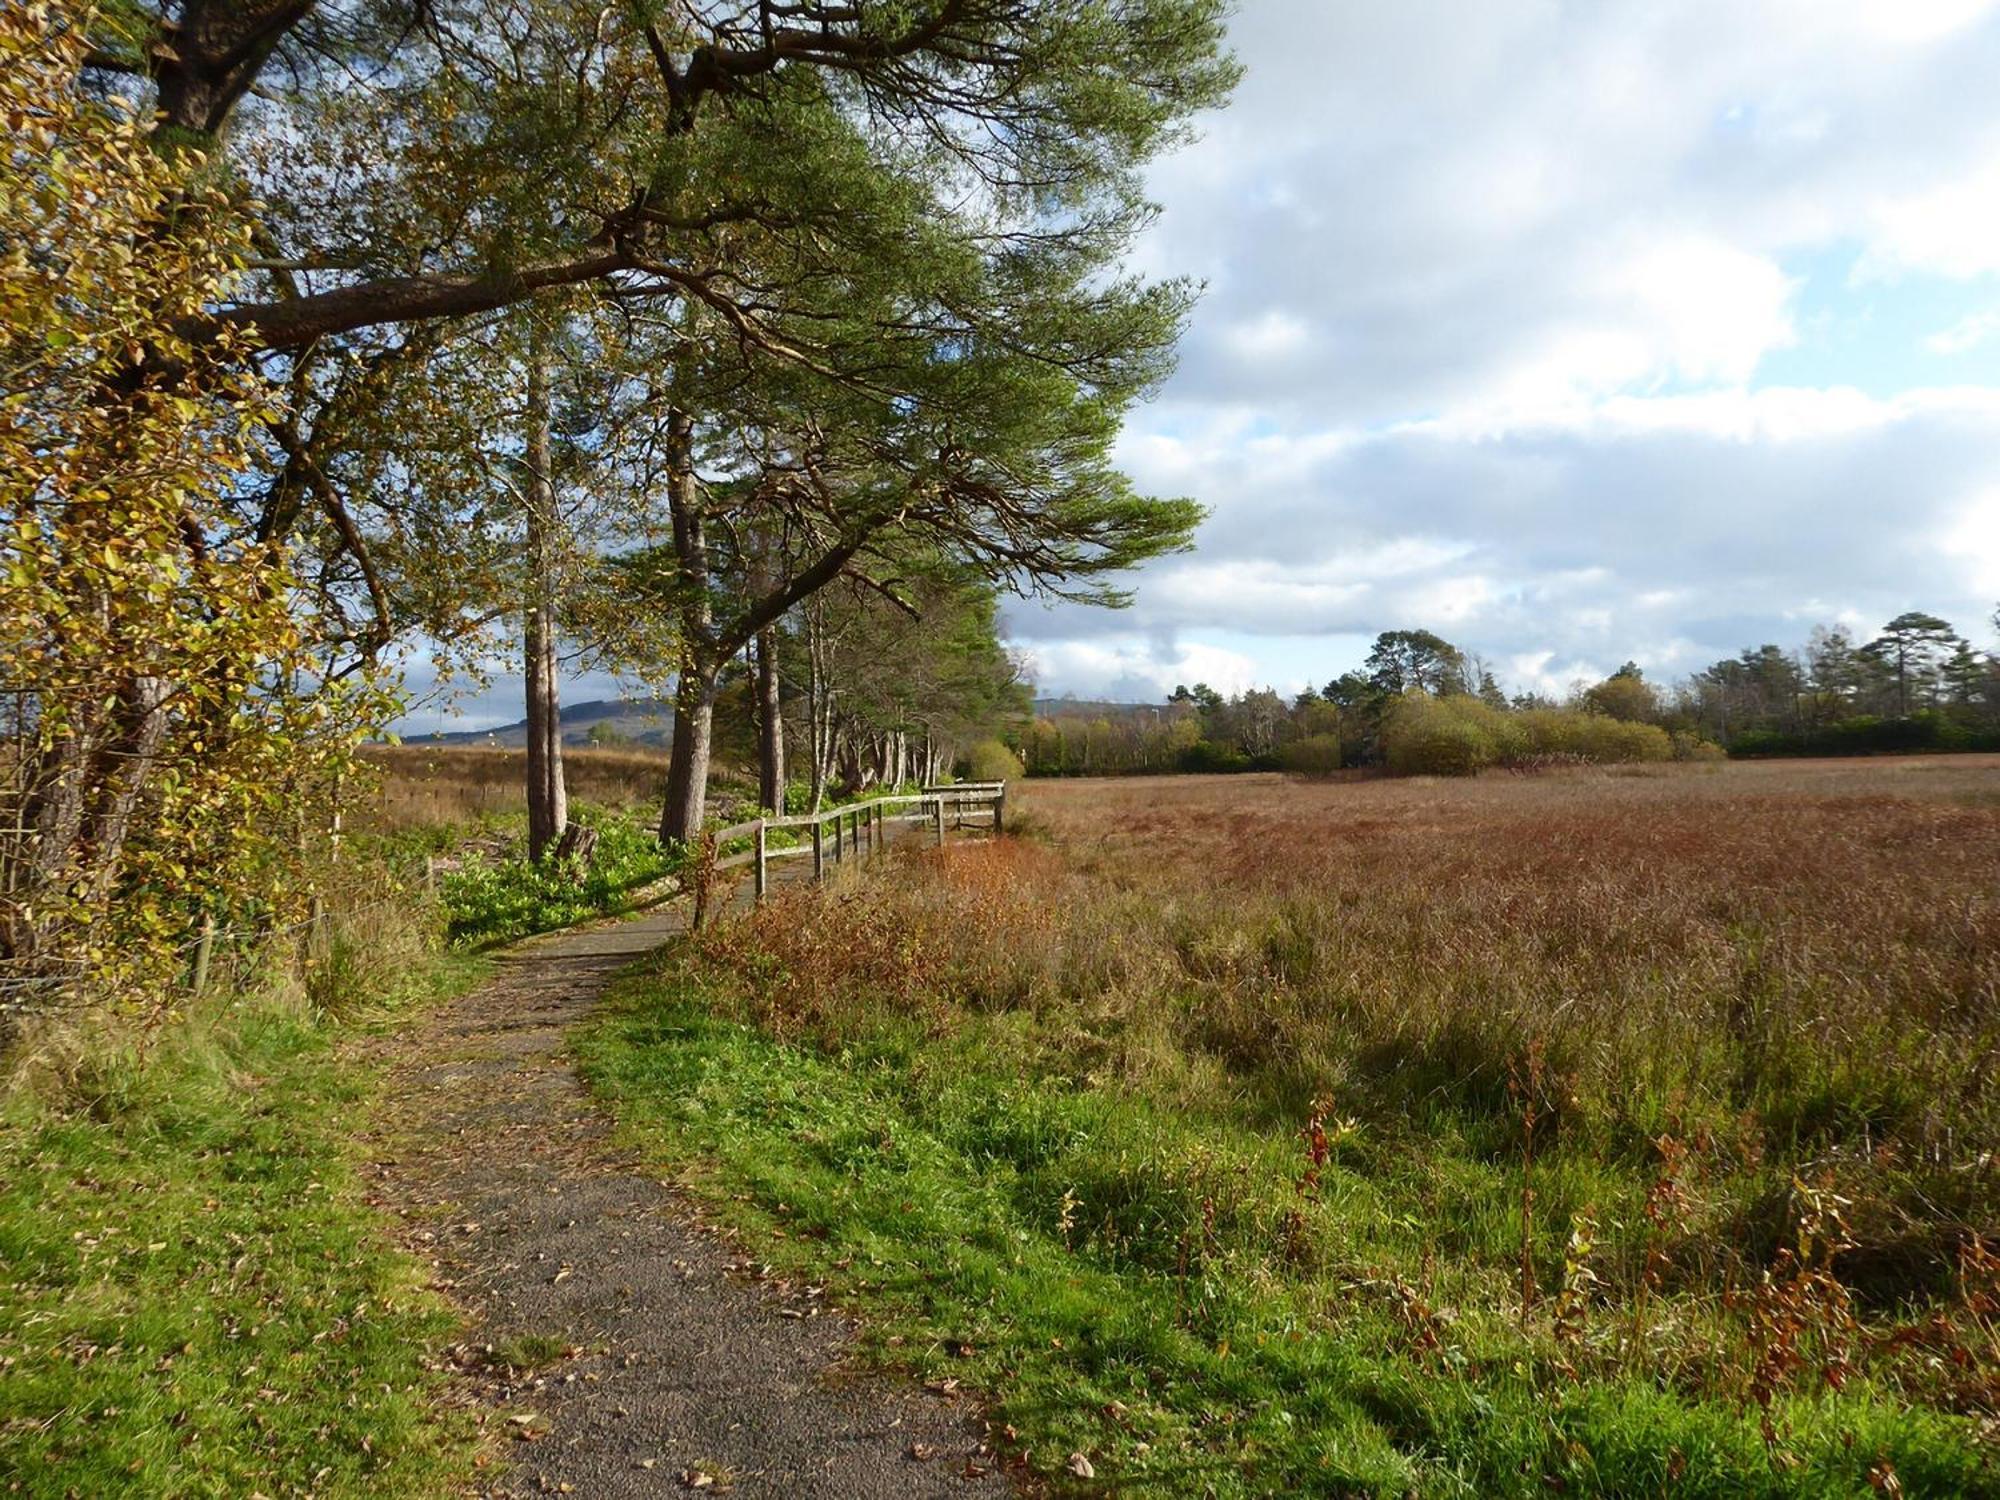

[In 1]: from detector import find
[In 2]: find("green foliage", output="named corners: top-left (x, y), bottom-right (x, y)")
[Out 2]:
top-left (1364, 628), bottom-right (1472, 697)
top-left (1671, 730), bottom-right (1730, 763)
top-left (1729, 712), bottom-right (2000, 759)
top-left (1582, 663), bottom-right (1660, 723)
top-left (438, 807), bottom-right (677, 947)
top-left (1176, 740), bottom-right (1254, 774)
top-left (960, 739), bottom-right (1025, 782)
top-left (1383, 695), bottom-right (1507, 775)
top-left (580, 963), bottom-right (1990, 1498)
top-left (0, 1), bottom-right (383, 1014)
top-left (0, 959), bottom-right (479, 1495)
top-left (1384, 695), bottom-right (1673, 776)
top-left (1277, 733), bottom-right (1344, 776)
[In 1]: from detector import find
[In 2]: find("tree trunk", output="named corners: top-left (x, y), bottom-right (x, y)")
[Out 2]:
top-left (657, 408), bottom-right (717, 843)
top-left (660, 660), bottom-right (719, 843)
top-left (757, 625), bottom-right (785, 814)
top-left (522, 350), bottom-right (567, 861)
top-left (805, 597), bottom-right (831, 813)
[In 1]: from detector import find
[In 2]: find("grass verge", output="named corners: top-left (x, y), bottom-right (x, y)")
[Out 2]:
top-left (0, 930), bottom-right (486, 1497)
top-left (579, 970), bottom-right (1989, 1498)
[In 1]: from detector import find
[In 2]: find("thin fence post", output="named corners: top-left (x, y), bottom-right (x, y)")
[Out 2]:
top-left (754, 818), bottom-right (768, 903)
top-left (933, 795), bottom-right (945, 847)
top-left (813, 818), bottom-right (825, 881)
top-left (994, 785), bottom-right (1005, 836)
top-left (190, 913), bottom-right (216, 997)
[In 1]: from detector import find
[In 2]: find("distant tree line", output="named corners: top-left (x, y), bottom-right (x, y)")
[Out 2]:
top-left (1021, 609), bottom-right (2000, 777)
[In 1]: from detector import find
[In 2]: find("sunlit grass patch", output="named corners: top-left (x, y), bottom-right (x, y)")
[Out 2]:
top-left (0, 954), bottom-right (482, 1497)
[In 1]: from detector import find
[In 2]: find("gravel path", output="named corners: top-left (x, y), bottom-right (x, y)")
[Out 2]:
top-left (362, 850), bottom-right (1010, 1498)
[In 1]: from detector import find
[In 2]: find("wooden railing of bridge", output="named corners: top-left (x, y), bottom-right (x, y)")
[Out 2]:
top-left (706, 781), bottom-right (1007, 904)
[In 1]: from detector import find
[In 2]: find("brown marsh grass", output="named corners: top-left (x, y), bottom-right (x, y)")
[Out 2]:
top-left (594, 755), bottom-right (2000, 1492)
top-left (357, 744), bottom-right (668, 828)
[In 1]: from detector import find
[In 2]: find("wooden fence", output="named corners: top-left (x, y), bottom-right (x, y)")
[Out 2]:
top-left (708, 782), bottom-right (1007, 903)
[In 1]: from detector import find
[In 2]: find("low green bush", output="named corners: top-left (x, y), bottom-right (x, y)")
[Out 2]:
top-left (960, 738), bottom-right (1025, 781)
top-left (1176, 739), bottom-right (1253, 774)
top-left (1383, 694), bottom-right (1500, 775)
top-left (1384, 696), bottom-right (1674, 776)
top-left (439, 805), bottom-right (678, 947)
top-left (1277, 733), bottom-right (1343, 776)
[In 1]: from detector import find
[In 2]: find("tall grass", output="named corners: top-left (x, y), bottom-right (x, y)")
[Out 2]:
top-left (583, 758), bottom-right (2000, 1496)
top-left (357, 743), bottom-right (668, 828)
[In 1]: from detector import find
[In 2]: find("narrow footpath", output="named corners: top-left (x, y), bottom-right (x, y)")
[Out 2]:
top-left (361, 854), bottom-right (1009, 1498)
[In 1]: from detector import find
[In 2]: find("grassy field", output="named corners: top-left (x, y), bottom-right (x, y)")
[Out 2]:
top-left (580, 757), bottom-right (2000, 1497)
top-left (0, 897), bottom-right (486, 1498)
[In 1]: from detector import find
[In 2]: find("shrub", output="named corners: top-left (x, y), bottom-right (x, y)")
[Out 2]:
top-left (1671, 730), bottom-right (1727, 763)
top-left (1385, 696), bottom-right (1675, 777)
top-left (1177, 740), bottom-right (1254, 774)
top-left (961, 738), bottom-right (1025, 782)
top-left (1277, 734), bottom-right (1343, 777)
top-left (438, 806), bottom-right (676, 946)
top-left (1382, 694), bottom-right (1504, 775)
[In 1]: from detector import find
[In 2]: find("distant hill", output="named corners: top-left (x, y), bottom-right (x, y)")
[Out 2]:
top-left (406, 697), bottom-right (676, 749)
top-left (406, 693), bottom-right (1161, 747)
top-left (1034, 697), bottom-right (1164, 719)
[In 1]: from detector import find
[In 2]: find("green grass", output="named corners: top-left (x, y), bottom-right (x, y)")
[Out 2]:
top-left (0, 955), bottom-right (486, 1497)
top-left (430, 805), bottom-right (682, 947)
top-left (578, 957), bottom-right (1997, 1498)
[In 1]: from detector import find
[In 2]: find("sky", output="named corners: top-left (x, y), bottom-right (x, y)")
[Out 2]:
top-left (1011, 0), bottom-right (2000, 704)
top-left (406, 0), bottom-right (2000, 732)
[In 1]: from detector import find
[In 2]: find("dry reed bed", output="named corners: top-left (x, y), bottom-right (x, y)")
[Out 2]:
top-left (357, 744), bottom-right (668, 828)
top-left (720, 757), bottom-right (2000, 1304)
top-left (608, 757), bottom-right (2000, 1488)
top-left (1006, 762), bottom-right (2000, 1288)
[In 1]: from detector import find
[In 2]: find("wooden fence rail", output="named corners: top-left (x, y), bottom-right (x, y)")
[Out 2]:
top-left (707, 782), bottom-right (1007, 904)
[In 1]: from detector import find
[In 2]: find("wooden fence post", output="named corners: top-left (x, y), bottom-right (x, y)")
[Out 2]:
top-left (933, 795), bottom-right (945, 847)
top-left (754, 818), bottom-right (768, 903)
top-left (190, 913), bottom-right (216, 997)
top-left (994, 785), bottom-right (1005, 835)
top-left (813, 818), bottom-right (825, 880)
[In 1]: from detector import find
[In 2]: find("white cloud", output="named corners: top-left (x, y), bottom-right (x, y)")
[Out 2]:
top-left (1865, 161), bottom-right (2000, 279)
top-left (1020, 637), bottom-right (1262, 701)
top-left (1010, 385), bottom-right (2000, 695)
top-left (1218, 309), bottom-right (1312, 364)
top-left (1938, 490), bottom-right (2000, 597)
top-left (1928, 310), bottom-right (2000, 355)
top-left (1795, 0), bottom-right (2000, 45)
